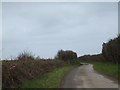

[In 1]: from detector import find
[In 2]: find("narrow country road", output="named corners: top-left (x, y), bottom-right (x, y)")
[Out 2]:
top-left (61, 64), bottom-right (119, 88)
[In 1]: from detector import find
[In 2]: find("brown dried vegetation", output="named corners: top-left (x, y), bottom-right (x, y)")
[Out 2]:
top-left (2, 52), bottom-right (66, 88)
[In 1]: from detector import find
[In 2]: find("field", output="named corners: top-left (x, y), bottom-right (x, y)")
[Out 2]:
top-left (20, 65), bottom-right (78, 88)
top-left (93, 62), bottom-right (119, 80)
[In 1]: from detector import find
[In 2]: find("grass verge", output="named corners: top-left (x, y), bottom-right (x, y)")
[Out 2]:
top-left (93, 62), bottom-right (119, 80)
top-left (20, 65), bottom-right (78, 88)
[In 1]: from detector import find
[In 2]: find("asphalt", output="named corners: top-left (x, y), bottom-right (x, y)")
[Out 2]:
top-left (61, 64), bottom-right (119, 88)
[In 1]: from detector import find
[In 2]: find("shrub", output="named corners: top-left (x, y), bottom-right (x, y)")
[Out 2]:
top-left (55, 50), bottom-right (77, 64)
top-left (2, 59), bottom-right (65, 88)
top-left (2, 51), bottom-right (66, 88)
top-left (16, 51), bottom-right (35, 60)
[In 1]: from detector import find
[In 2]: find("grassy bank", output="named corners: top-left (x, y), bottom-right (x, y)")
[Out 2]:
top-left (20, 65), bottom-right (78, 88)
top-left (2, 60), bottom-right (65, 88)
top-left (93, 62), bottom-right (119, 80)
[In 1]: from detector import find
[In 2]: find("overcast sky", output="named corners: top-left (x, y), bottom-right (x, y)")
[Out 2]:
top-left (2, 2), bottom-right (118, 59)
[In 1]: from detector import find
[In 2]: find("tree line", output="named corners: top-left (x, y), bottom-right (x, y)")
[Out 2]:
top-left (102, 35), bottom-right (120, 64)
top-left (79, 35), bottom-right (120, 64)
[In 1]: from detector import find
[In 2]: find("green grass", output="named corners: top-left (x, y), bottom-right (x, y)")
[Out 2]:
top-left (20, 65), bottom-right (78, 88)
top-left (93, 62), bottom-right (119, 80)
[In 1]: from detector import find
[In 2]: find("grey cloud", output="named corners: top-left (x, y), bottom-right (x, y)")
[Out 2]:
top-left (2, 2), bottom-right (118, 59)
